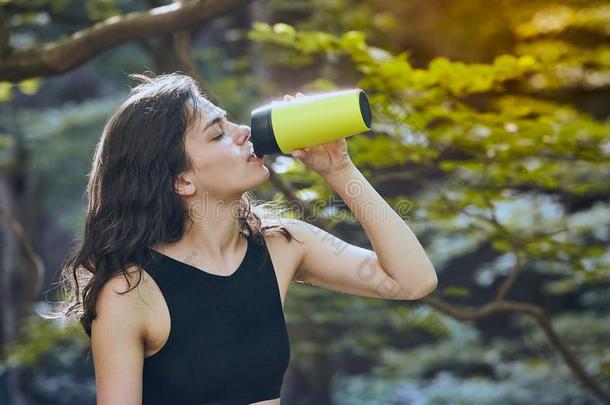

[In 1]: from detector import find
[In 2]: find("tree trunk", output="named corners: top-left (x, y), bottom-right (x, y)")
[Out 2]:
top-left (0, 107), bottom-right (43, 405)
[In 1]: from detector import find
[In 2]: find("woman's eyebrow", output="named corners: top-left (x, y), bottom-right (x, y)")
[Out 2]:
top-left (204, 112), bottom-right (228, 132)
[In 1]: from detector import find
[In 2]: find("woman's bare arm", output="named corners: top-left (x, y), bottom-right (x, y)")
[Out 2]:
top-left (284, 91), bottom-right (437, 300)
top-left (91, 272), bottom-right (148, 405)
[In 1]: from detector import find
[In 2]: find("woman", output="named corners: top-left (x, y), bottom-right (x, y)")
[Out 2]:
top-left (57, 72), bottom-right (438, 404)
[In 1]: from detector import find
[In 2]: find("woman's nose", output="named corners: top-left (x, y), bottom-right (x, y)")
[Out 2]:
top-left (235, 125), bottom-right (251, 144)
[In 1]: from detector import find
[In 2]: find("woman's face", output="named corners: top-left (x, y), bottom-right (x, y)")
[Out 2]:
top-left (176, 100), bottom-right (269, 201)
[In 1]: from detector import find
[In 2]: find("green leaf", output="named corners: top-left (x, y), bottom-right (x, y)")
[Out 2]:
top-left (0, 82), bottom-right (12, 102)
top-left (18, 78), bottom-right (41, 96)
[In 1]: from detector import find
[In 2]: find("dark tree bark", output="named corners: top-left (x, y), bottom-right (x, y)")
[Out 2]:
top-left (0, 0), bottom-right (254, 81)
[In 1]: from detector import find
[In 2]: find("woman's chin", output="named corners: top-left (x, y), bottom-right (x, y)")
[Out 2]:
top-left (246, 165), bottom-right (269, 187)
top-left (259, 165), bottom-right (270, 180)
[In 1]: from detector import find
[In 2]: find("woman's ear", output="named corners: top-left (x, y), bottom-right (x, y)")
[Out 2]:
top-left (174, 172), bottom-right (196, 197)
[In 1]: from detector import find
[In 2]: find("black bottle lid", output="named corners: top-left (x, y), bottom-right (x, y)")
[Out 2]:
top-left (250, 104), bottom-right (282, 156)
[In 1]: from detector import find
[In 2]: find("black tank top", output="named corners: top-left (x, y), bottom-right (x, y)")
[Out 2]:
top-left (139, 233), bottom-right (291, 404)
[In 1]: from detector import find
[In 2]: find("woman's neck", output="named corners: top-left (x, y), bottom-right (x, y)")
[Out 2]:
top-left (179, 193), bottom-right (241, 255)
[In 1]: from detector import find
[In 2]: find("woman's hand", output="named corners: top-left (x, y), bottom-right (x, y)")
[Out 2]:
top-left (284, 92), bottom-right (354, 178)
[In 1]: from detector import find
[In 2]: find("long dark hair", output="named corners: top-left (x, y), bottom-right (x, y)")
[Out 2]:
top-left (50, 72), bottom-right (299, 338)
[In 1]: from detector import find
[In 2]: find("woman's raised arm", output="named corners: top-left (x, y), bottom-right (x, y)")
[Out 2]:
top-left (285, 93), bottom-right (437, 300)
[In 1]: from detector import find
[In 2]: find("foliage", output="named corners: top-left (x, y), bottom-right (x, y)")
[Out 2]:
top-left (330, 311), bottom-right (610, 404)
top-left (247, 14), bottom-right (610, 288)
top-left (247, 3), bottom-right (610, 402)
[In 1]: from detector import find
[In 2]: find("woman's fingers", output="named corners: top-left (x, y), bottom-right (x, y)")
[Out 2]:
top-left (291, 149), bottom-right (305, 159)
top-left (284, 92), bottom-right (305, 102)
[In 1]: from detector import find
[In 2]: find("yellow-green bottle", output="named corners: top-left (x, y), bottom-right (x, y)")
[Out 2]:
top-left (250, 88), bottom-right (372, 157)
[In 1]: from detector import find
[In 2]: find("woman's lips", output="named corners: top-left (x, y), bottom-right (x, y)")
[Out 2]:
top-left (248, 151), bottom-right (264, 161)
top-left (248, 150), bottom-right (264, 160)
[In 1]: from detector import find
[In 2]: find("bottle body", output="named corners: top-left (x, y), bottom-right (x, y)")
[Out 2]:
top-left (250, 88), bottom-right (372, 157)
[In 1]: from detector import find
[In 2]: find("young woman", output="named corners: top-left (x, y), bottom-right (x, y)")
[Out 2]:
top-left (57, 72), bottom-right (437, 404)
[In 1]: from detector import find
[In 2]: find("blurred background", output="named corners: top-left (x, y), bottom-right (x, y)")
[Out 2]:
top-left (0, 0), bottom-right (609, 404)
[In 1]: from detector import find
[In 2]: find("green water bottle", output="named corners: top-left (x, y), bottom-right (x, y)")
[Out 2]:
top-left (250, 88), bottom-right (372, 157)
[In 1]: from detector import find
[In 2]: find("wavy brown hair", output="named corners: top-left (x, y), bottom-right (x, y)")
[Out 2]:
top-left (50, 72), bottom-right (300, 338)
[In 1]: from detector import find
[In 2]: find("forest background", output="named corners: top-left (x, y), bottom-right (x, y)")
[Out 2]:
top-left (0, 0), bottom-right (609, 404)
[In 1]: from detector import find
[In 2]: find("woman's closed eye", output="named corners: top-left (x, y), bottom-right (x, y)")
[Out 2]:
top-left (213, 132), bottom-right (225, 141)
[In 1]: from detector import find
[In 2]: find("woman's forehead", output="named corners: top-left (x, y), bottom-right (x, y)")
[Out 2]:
top-left (189, 97), bottom-right (227, 129)
top-left (197, 97), bottom-right (226, 119)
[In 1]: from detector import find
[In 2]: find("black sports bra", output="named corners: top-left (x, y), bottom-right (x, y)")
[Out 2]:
top-left (140, 233), bottom-right (291, 404)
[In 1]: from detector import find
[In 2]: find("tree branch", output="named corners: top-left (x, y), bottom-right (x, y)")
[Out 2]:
top-left (493, 252), bottom-right (522, 302)
top-left (0, 0), bottom-right (254, 81)
top-left (422, 296), bottom-right (610, 403)
top-left (407, 172), bottom-right (610, 402)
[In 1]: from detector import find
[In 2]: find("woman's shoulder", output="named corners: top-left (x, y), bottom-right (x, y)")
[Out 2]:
top-left (260, 216), bottom-right (310, 243)
top-left (93, 266), bottom-right (151, 340)
top-left (259, 217), bottom-right (314, 283)
top-left (260, 215), bottom-right (323, 244)
top-left (97, 265), bottom-right (161, 319)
